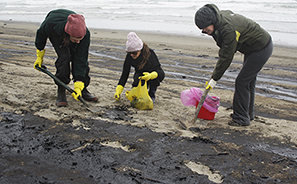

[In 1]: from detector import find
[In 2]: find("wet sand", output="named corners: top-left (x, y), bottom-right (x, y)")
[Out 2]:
top-left (0, 20), bottom-right (297, 183)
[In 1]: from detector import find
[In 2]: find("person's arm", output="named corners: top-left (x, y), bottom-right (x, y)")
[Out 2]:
top-left (72, 30), bottom-right (90, 82)
top-left (211, 29), bottom-right (238, 81)
top-left (35, 21), bottom-right (50, 51)
top-left (149, 50), bottom-right (163, 75)
top-left (114, 55), bottom-right (131, 100)
top-left (34, 21), bottom-right (49, 70)
top-left (118, 55), bottom-right (132, 87)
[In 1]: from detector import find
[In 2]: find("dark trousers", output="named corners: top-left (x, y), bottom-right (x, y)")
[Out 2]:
top-left (132, 70), bottom-right (165, 98)
top-left (49, 37), bottom-right (90, 88)
top-left (232, 40), bottom-right (273, 125)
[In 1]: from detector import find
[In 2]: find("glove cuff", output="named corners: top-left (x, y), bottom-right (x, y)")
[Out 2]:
top-left (116, 85), bottom-right (124, 94)
top-left (36, 49), bottom-right (45, 57)
top-left (151, 71), bottom-right (158, 79)
top-left (74, 81), bottom-right (85, 91)
top-left (209, 79), bottom-right (216, 88)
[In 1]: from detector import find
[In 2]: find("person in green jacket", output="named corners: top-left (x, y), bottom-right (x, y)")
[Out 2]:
top-left (34, 9), bottom-right (98, 107)
top-left (194, 4), bottom-right (273, 126)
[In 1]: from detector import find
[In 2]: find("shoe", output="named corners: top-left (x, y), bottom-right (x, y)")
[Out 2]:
top-left (228, 120), bottom-right (249, 127)
top-left (82, 88), bottom-right (98, 102)
top-left (56, 86), bottom-right (67, 107)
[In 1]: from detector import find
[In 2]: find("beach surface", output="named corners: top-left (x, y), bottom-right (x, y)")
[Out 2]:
top-left (0, 21), bottom-right (296, 183)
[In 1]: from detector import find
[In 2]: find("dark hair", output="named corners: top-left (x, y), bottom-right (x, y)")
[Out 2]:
top-left (138, 42), bottom-right (151, 70)
top-left (62, 33), bottom-right (71, 47)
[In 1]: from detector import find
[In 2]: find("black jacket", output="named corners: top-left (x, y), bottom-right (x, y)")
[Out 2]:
top-left (118, 49), bottom-right (164, 87)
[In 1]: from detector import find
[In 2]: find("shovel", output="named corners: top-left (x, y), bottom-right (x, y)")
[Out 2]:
top-left (179, 87), bottom-right (210, 130)
top-left (35, 65), bottom-right (98, 112)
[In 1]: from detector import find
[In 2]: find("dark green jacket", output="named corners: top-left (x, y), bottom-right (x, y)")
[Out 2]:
top-left (35, 9), bottom-right (90, 80)
top-left (206, 4), bottom-right (271, 81)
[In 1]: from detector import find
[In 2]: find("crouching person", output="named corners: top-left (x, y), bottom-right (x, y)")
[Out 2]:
top-left (114, 32), bottom-right (165, 103)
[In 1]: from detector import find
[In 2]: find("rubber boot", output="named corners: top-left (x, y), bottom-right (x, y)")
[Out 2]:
top-left (56, 86), bottom-right (67, 107)
top-left (82, 88), bottom-right (98, 102)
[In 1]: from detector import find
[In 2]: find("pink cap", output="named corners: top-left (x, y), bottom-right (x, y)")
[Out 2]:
top-left (126, 32), bottom-right (143, 52)
top-left (65, 14), bottom-right (86, 38)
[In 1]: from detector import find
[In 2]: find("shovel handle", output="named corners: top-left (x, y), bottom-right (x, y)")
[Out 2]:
top-left (35, 65), bottom-right (89, 107)
top-left (36, 65), bottom-right (73, 92)
top-left (190, 88), bottom-right (210, 124)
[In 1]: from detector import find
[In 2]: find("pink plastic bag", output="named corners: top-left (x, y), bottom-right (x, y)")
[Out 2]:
top-left (180, 87), bottom-right (220, 113)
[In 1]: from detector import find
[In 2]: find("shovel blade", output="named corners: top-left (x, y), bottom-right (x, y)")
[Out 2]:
top-left (178, 116), bottom-right (208, 131)
top-left (178, 116), bottom-right (195, 130)
top-left (87, 107), bottom-right (101, 113)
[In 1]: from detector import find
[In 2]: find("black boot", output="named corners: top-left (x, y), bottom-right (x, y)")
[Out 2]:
top-left (82, 88), bottom-right (98, 102)
top-left (149, 88), bottom-right (157, 103)
top-left (56, 86), bottom-right (67, 107)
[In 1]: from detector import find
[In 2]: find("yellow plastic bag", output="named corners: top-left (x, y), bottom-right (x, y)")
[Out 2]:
top-left (125, 80), bottom-right (153, 110)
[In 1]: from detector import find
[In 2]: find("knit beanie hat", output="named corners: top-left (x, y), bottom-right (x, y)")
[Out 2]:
top-left (126, 32), bottom-right (143, 52)
top-left (195, 5), bottom-right (217, 29)
top-left (65, 14), bottom-right (86, 38)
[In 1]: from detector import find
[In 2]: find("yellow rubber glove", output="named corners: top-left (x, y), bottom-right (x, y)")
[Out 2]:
top-left (34, 49), bottom-right (45, 70)
top-left (138, 71), bottom-right (158, 81)
top-left (205, 78), bottom-right (217, 90)
top-left (114, 85), bottom-right (124, 101)
top-left (71, 81), bottom-right (84, 101)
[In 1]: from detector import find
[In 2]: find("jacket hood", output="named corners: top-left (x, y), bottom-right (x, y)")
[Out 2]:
top-left (204, 4), bottom-right (221, 29)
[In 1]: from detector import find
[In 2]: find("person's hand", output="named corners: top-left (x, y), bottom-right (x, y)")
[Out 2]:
top-left (34, 49), bottom-right (45, 70)
top-left (71, 81), bottom-right (84, 101)
top-left (205, 78), bottom-right (217, 90)
top-left (114, 85), bottom-right (124, 101)
top-left (138, 71), bottom-right (158, 81)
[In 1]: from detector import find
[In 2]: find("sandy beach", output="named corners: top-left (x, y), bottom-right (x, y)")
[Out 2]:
top-left (0, 20), bottom-right (296, 183)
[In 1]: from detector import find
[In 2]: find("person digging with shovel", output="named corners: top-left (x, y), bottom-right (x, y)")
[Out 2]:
top-left (194, 4), bottom-right (273, 126)
top-left (34, 9), bottom-right (98, 107)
